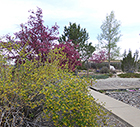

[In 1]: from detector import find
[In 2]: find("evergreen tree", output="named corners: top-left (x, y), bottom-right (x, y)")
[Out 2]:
top-left (59, 22), bottom-right (95, 77)
top-left (59, 22), bottom-right (95, 60)
top-left (121, 50), bottom-right (138, 72)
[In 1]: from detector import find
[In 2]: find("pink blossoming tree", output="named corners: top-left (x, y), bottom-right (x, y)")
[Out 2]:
top-left (89, 50), bottom-right (107, 70)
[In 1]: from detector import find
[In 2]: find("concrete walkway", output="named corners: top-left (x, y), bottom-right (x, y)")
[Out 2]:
top-left (89, 89), bottom-right (140, 127)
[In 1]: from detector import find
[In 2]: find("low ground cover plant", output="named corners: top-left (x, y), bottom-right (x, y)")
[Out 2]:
top-left (80, 74), bottom-right (110, 79)
top-left (0, 48), bottom-right (109, 126)
top-left (118, 73), bottom-right (140, 78)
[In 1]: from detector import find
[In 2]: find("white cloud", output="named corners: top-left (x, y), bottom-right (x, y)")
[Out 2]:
top-left (76, 0), bottom-right (140, 26)
top-left (0, 0), bottom-right (42, 35)
top-left (0, 0), bottom-right (140, 55)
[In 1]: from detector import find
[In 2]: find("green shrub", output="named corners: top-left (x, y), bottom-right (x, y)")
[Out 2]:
top-left (121, 50), bottom-right (138, 72)
top-left (81, 74), bottom-right (109, 79)
top-left (98, 90), bottom-right (105, 93)
top-left (108, 73), bottom-right (113, 77)
top-left (91, 74), bottom-right (109, 79)
top-left (100, 66), bottom-right (109, 73)
top-left (118, 73), bottom-right (140, 78)
top-left (0, 48), bottom-right (109, 126)
top-left (89, 69), bottom-right (93, 72)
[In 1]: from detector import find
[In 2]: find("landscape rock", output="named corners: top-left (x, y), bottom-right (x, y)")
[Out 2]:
top-left (107, 91), bottom-right (140, 109)
top-left (110, 65), bottom-right (115, 71)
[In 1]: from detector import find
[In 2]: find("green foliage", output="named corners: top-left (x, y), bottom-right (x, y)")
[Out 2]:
top-left (59, 22), bottom-right (89, 47)
top-left (80, 74), bottom-right (109, 79)
top-left (0, 46), bottom-right (109, 126)
top-left (89, 69), bottom-right (93, 72)
top-left (118, 73), bottom-right (140, 78)
top-left (121, 50), bottom-right (138, 72)
top-left (108, 73), bottom-right (113, 77)
top-left (97, 11), bottom-right (122, 68)
top-left (59, 22), bottom-right (95, 61)
top-left (100, 66), bottom-right (109, 73)
top-left (98, 90), bottom-right (105, 93)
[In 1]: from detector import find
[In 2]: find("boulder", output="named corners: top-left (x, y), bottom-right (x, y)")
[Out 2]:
top-left (110, 65), bottom-right (115, 71)
top-left (110, 65), bottom-right (116, 74)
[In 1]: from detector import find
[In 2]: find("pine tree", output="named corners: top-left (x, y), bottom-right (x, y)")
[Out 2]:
top-left (121, 50), bottom-right (138, 72)
top-left (59, 22), bottom-right (95, 61)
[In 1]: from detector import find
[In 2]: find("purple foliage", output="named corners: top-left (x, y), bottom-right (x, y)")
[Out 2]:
top-left (2, 7), bottom-right (59, 64)
top-left (1, 7), bottom-right (81, 71)
top-left (54, 41), bottom-right (81, 71)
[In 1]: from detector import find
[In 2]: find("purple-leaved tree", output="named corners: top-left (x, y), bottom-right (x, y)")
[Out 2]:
top-left (1, 7), bottom-right (59, 64)
top-left (54, 41), bottom-right (81, 71)
top-left (1, 7), bottom-right (81, 72)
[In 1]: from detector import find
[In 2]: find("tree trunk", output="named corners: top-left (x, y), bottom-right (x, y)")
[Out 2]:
top-left (108, 41), bottom-right (111, 71)
top-left (87, 60), bottom-right (89, 78)
top-left (108, 55), bottom-right (110, 70)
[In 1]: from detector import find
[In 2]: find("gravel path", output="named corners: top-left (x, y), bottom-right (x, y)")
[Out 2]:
top-left (92, 78), bottom-right (140, 90)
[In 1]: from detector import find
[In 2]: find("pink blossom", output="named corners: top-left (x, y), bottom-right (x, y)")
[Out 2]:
top-left (89, 50), bottom-right (107, 63)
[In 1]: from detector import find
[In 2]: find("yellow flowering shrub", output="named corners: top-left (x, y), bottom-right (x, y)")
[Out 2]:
top-left (0, 46), bottom-right (109, 126)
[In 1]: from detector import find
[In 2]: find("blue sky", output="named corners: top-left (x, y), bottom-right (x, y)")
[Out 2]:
top-left (1, 0), bottom-right (140, 55)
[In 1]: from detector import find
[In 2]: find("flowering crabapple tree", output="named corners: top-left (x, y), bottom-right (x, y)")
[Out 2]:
top-left (89, 50), bottom-right (107, 70)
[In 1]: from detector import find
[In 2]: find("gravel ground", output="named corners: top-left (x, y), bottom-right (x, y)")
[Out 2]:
top-left (93, 77), bottom-right (140, 90)
top-left (103, 90), bottom-right (140, 127)
top-left (101, 115), bottom-right (129, 127)
top-left (107, 91), bottom-right (140, 110)
top-left (96, 108), bottom-right (128, 127)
